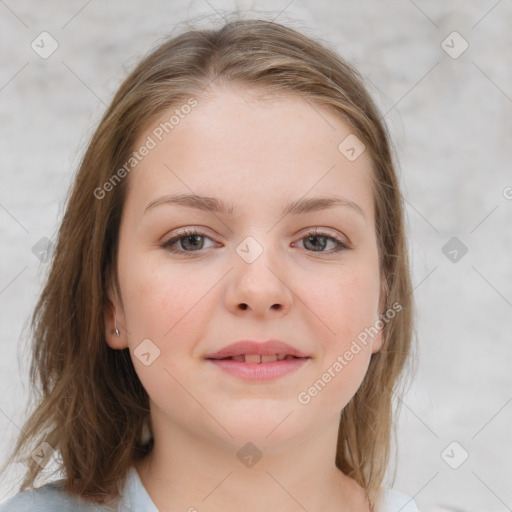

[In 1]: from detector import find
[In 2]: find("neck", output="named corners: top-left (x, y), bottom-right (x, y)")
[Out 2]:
top-left (133, 407), bottom-right (371, 512)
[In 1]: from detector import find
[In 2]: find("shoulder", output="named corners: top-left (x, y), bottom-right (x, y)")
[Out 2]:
top-left (378, 488), bottom-right (420, 512)
top-left (0, 480), bottom-right (107, 512)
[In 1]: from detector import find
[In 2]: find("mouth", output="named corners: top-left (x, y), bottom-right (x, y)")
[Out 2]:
top-left (207, 354), bottom-right (307, 363)
top-left (206, 353), bottom-right (311, 381)
top-left (204, 340), bottom-right (311, 361)
top-left (204, 340), bottom-right (311, 380)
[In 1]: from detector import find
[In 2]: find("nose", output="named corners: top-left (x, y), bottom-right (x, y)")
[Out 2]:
top-left (224, 236), bottom-right (294, 319)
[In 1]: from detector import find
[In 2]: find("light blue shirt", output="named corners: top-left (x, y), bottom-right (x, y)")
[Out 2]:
top-left (0, 466), bottom-right (419, 511)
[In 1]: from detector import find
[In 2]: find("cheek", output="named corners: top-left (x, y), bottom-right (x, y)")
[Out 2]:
top-left (118, 254), bottom-right (215, 404)
top-left (292, 258), bottom-right (380, 408)
top-left (120, 251), bottom-right (214, 338)
top-left (118, 252), bottom-right (228, 403)
top-left (296, 258), bottom-right (380, 344)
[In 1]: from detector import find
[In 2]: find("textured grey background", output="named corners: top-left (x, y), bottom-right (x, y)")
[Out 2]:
top-left (1, 1), bottom-right (511, 511)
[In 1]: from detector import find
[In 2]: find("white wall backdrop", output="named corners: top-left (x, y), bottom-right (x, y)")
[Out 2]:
top-left (1, 1), bottom-right (511, 511)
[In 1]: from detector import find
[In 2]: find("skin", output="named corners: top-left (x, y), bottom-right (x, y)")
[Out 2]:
top-left (105, 83), bottom-right (384, 512)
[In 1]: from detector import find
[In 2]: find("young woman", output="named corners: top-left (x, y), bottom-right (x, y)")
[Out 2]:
top-left (0, 16), bottom-right (418, 512)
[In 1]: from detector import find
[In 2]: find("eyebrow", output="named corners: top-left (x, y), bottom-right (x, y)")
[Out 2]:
top-left (144, 193), bottom-right (366, 220)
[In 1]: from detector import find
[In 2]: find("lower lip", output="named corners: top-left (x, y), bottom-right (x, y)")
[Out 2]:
top-left (207, 358), bottom-right (310, 381)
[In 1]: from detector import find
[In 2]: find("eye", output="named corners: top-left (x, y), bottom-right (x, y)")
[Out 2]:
top-left (161, 227), bottom-right (351, 255)
top-left (161, 228), bottom-right (217, 254)
top-left (293, 228), bottom-right (351, 253)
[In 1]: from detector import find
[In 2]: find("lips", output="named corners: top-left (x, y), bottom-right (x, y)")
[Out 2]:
top-left (205, 340), bottom-right (311, 361)
top-left (219, 354), bottom-right (299, 363)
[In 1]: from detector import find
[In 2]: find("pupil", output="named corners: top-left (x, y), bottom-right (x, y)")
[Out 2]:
top-left (305, 235), bottom-right (326, 251)
top-left (182, 235), bottom-right (203, 251)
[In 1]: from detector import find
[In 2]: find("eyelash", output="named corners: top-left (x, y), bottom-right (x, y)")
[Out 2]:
top-left (160, 227), bottom-right (351, 255)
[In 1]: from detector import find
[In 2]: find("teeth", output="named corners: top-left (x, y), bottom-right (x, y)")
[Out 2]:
top-left (229, 354), bottom-right (292, 363)
top-left (244, 354), bottom-right (262, 364)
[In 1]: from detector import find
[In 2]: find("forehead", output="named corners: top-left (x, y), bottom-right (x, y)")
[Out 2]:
top-left (124, 85), bottom-right (375, 222)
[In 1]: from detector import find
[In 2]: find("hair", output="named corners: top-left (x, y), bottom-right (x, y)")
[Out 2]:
top-left (1, 13), bottom-right (416, 510)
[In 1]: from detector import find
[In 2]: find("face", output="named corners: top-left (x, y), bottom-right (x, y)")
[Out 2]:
top-left (105, 85), bottom-right (384, 450)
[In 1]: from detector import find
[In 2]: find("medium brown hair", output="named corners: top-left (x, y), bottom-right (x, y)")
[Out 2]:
top-left (1, 14), bottom-right (415, 509)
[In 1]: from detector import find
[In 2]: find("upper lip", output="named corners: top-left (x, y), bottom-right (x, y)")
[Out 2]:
top-left (205, 340), bottom-right (311, 359)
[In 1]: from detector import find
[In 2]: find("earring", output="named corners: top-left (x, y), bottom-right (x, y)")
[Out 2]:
top-left (114, 311), bottom-right (120, 337)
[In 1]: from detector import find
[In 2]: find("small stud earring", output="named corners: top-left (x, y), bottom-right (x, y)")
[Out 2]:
top-left (114, 311), bottom-right (120, 337)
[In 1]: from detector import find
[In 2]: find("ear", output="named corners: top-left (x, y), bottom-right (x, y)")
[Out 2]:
top-left (370, 278), bottom-right (387, 354)
top-left (105, 283), bottom-right (129, 350)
